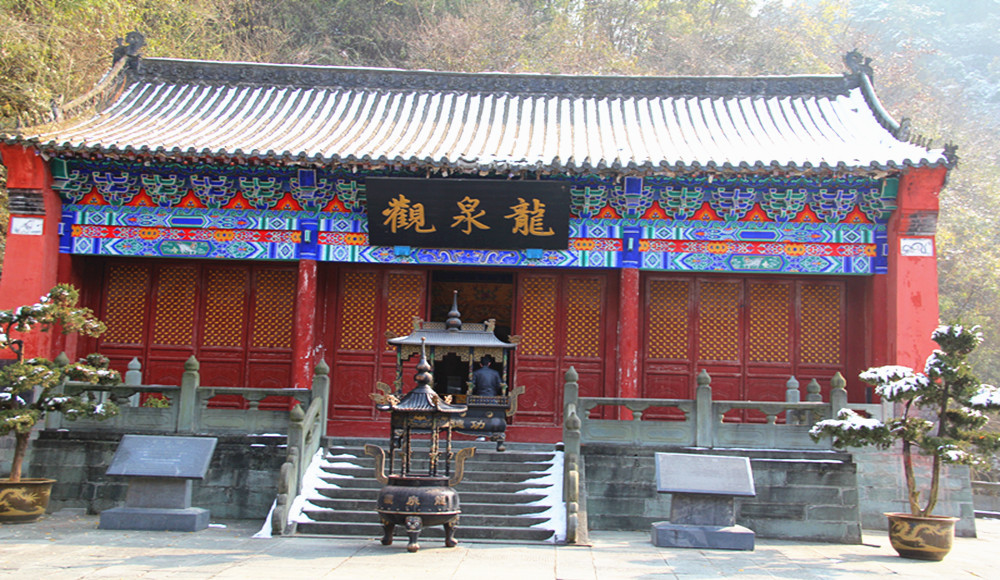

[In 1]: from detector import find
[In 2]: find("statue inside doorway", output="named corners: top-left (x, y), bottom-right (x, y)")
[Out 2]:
top-left (472, 355), bottom-right (502, 396)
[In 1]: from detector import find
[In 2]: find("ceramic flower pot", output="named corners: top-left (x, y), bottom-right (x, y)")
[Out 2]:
top-left (0, 478), bottom-right (56, 523)
top-left (885, 512), bottom-right (959, 561)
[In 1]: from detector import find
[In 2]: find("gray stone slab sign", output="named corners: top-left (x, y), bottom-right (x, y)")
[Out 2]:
top-left (651, 452), bottom-right (756, 551)
top-left (100, 435), bottom-right (218, 532)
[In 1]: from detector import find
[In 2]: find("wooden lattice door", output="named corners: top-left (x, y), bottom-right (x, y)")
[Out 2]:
top-left (95, 259), bottom-right (297, 390)
top-left (514, 271), bottom-right (612, 425)
top-left (328, 267), bottom-right (427, 423)
top-left (640, 274), bottom-right (850, 419)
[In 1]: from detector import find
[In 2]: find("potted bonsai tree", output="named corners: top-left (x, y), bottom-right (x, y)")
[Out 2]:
top-left (810, 324), bottom-right (1000, 560)
top-left (0, 284), bottom-right (120, 522)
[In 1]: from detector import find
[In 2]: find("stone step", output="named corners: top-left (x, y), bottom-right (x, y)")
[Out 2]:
top-left (295, 441), bottom-right (560, 542)
top-left (295, 520), bottom-right (555, 542)
top-left (300, 507), bottom-right (550, 528)
top-left (313, 486), bottom-right (549, 505)
top-left (320, 458), bottom-right (551, 481)
top-left (307, 497), bottom-right (551, 516)
top-left (318, 476), bottom-right (550, 494)
top-left (325, 445), bottom-right (555, 465)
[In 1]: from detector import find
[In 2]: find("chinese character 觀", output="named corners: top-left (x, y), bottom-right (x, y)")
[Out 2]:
top-left (382, 194), bottom-right (437, 233)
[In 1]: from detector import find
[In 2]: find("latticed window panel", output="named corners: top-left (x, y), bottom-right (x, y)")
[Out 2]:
top-left (519, 276), bottom-right (558, 356)
top-left (339, 270), bottom-right (379, 350)
top-left (646, 279), bottom-right (690, 359)
top-left (386, 273), bottom-right (425, 340)
top-left (698, 281), bottom-right (740, 362)
top-left (201, 268), bottom-right (248, 348)
top-left (748, 283), bottom-right (790, 363)
top-left (102, 264), bottom-right (150, 345)
top-left (565, 278), bottom-right (602, 358)
top-left (251, 269), bottom-right (296, 349)
top-left (152, 266), bottom-right (197, 346)
top-left (800, 283), bottom-right (842, 365)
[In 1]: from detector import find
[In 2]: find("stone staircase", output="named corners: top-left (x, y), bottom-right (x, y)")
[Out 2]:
top-left (291, 439), bottom-right (562, 543)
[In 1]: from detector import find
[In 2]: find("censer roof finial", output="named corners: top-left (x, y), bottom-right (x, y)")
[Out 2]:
top-left (446, 290), bottom-right (462, 331)
top-left (414, 337), bottom-right (433, 387)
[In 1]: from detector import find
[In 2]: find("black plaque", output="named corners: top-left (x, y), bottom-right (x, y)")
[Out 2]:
top-left (106, 434), bottom-right (217, 479)
top-left (366, 177), bottom-right (570, 250)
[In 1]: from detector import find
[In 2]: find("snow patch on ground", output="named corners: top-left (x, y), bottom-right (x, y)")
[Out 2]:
top-left (253, 500), bottom-right (275, 538)
top-left (288, 448), bottom-right (339, 526)
top-left (519, 450), bottom-right (565, 543)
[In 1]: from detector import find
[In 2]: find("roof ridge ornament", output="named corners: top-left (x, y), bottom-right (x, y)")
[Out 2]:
top-left (113, 31), bottom-right (146, 66)
top-left (843, 50), bottom-right (875, 82)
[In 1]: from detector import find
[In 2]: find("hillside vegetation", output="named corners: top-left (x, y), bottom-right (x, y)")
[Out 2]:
top-left (2, 0), bottom-right (999, 380)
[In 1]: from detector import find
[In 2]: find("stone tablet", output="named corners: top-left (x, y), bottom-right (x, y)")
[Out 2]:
top-left (107, 435), bottom-right (217, 479)
top-left (654, 452), bottom-right (755, 497)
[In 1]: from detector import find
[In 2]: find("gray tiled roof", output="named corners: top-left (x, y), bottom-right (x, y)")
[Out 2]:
top-left (5, 57), bottom-right (949, 174)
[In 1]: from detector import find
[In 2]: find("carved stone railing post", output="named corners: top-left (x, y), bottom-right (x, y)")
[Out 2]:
top-left (806, 378), bottom-right (822, 424)
top-left (829, 372), bottom-right (848, 417)
top-left (125, 357), bottom-right (143, 407)
top-left (562, 367), bottom-right (586, 544)
top-left (125, 357), bottom-right (142, 386)
top-left (272, 360), bottom-right (329, 535)
top-left (312, 359), bottom-right (330, 430)
top-left (695, 369), bottom-right (713, 448)
top-left (44, 352), bottom-right (71, 430)
top-left (177, 355), bottom-right (199, 433)
top-left (785, 376), bottom-right (800, 425)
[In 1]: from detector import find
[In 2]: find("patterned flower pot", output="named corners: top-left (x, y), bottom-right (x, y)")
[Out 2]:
top-left (886, 512), bottom-right (959, 561)
top-left (0, 478), bottom-right (56, 523)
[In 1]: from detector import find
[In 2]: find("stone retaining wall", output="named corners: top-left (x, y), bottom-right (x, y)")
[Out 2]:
top-left (583, 444), bottom-right (862, 543)
top-left (23, 430), bottom-right (286, 520)
top-left (853, 447), bottom-right (976, 537)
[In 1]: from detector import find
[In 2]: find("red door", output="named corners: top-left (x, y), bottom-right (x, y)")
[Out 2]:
top-left (513, 271), bottom-right (615, 427)
top-left (94, 259), bottom-right (297, 390)
top-left (326, 266), bottom-right (427, 434)
top-left (641, 273), bottom-right (852, 420)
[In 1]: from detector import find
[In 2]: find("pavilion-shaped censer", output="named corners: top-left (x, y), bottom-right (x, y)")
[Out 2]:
top-left (381, 291), bottom-right (523, 451)
top-left (365, 340), bottom-right (475, 552)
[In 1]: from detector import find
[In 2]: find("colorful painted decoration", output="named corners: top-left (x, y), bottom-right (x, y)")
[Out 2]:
top-left (52, 158), bottom-right (891, 275)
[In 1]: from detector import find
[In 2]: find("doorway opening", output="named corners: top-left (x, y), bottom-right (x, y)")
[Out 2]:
top-left (429, 270), bottom-right (514, 393)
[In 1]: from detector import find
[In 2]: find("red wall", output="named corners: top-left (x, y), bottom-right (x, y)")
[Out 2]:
top-left (0, 144), bottom-right (61, 360)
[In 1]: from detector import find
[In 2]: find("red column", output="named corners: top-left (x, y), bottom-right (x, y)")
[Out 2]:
top-left (0, 144), bottom-right (61, 360)
top-left (617, 267), bottom-right (640, 402)
top-left (292, 259), bottom-right (318, 388)
top-left (877, 166), bottom-right (946, 370)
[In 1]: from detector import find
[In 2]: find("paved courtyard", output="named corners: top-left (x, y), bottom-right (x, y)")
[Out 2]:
top-left (0, 510), bottom-right (997, 578)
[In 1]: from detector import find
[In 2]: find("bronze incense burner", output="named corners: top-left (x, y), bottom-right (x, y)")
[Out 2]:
top-left (366, 340), bottom-right (475, 552)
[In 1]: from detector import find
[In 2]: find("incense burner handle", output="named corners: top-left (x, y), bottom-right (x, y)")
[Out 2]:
top-left (365, 443), bottom-right (389, 484)
top-left (449, 446), bottom-right (476, 486)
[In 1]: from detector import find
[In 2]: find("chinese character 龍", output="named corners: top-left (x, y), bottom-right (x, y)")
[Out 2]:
top-left (505, 197), bottom-right (554, 236)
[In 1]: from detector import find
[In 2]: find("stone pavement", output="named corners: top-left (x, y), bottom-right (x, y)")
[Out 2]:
top-left (1, 510), bottom-right (998, 579)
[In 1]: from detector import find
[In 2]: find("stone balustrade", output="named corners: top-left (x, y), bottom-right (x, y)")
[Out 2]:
top-left (562, 367), bottom-right (888, 544)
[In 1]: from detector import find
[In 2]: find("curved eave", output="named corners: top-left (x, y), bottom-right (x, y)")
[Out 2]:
top-left (1, 63), bottom-right (951, 175)
top-left (7, 135), bottom-right (950, 175)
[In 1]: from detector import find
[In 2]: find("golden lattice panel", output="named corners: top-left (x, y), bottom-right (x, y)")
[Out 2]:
top-left (152, 266), bottom-right (197, 346)
top-left (201, 268), bottom-right (248, 348)
top-left (340, 271), bottom-right (378, 350)
top-left (520, 276), bottom-right (557, 356)
top-left (565, 278), bottom-right (602, 358)
top-left (386, 273), bottom-right (425, 339)
top-left (252, 269), bottom-right (296, 349)
top-left (748, 283), bottom-right (790, 363)
top-left (698, 281), bottom-right (740, 362)
top-left (101, 264), bottom-right (150, 344)
top-left (800, 284), bottom-right (842, 364)
top-left (647, 279), bottom-right (689, 360)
